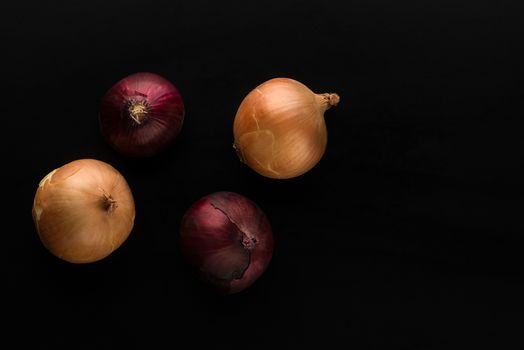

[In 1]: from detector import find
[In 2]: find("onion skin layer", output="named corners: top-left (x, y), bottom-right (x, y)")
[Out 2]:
top-left (233, 77), bottom-right (339, 179)
top-left (180, 192), bottom-right (274, 295)
top-left (32, 159), bottom-right (135, 263)
top-left (99, 72), bottom-right (185, 157)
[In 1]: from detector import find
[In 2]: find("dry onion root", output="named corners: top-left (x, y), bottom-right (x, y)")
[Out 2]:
top-left (233, 77), bottom-right (339, 179)
top-left (32, 159), bottom-right (135, 263)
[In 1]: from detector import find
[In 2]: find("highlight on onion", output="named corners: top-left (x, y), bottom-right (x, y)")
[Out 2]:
top-left (233, 77), bottom-right (340, 179)
top-left (180, 191), bottom-right (274, 295)
top-left (99, 72), bottom-right (185, 157)
top-left (32, 159), bottom-right (135, 263)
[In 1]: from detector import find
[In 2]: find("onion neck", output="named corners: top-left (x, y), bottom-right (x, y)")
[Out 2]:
top-left (317, 93), bottom-right (340, 112)
top-left (102, 193), bottom-right (117, 212)
top-left (127, 100), bottom-right (150, 125)
top-left (242, 235), bottom-right (257, 250)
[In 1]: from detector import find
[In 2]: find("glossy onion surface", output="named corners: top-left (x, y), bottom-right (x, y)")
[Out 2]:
top-left (233, 77), bottom-right (339, 179)
top-left (99, 72), bottom-right (185, 157)
top-left (32, 159), bottom-right (135, 263)
top-left (180, 192), bottom-right (274, 294)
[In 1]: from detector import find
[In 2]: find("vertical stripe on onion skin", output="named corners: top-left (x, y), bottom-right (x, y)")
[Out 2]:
top-left (32, 159), bottom-right (135, 263)
top-left (99, 72), bottom-right (185, 158)
top-left (233, 77), bottom-right (339, 179)
top-left (180, 192), bottom-right (274, 295)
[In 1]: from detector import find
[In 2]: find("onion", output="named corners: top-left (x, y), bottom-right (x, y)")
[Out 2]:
top-left (180, 192), bottom-right (274, 295)
top-left (32, 159), bottom-right (135, 263)
top-left (233, 77), bottom-right (340, 179)
top-left (99, 72), bottom-right (185, 157)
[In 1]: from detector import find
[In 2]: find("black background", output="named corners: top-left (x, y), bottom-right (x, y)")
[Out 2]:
top-left (3, 0), bottom-right (524, 348)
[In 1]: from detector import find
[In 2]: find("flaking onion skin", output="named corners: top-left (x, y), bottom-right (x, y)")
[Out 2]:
top-left (180, 192), bottom-right (274, 295)
top-left (32, 159), bottom-right (135, 263)
top-left (233, 77), bottom-right (339, 179)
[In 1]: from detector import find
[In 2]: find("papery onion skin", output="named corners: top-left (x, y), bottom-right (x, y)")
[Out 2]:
top-left (32, 159), bottom-right (135, 263)
top-left (99, 72), bottom-right (185, 157)
top-left (233, 77), bottom-right (339, 179)
top-left (180, 192), bottom-right (274, 295)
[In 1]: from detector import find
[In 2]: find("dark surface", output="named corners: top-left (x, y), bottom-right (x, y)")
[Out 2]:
top-left (3, 0), bottom-right (524, 348)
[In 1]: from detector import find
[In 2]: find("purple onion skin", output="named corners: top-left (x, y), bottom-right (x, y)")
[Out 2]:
top-left (180, 192), bottom-right (274, 295)
top-left (99, 72), bottom-right (185, 157)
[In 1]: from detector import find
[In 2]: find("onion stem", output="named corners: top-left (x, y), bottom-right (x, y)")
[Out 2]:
top-left (102, 193), bottom-right (117, 212)
top-left (128, 101), bottom-right (149, 124)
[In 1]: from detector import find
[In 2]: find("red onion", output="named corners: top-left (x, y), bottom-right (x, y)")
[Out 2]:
top-left (180, 192), bottom-right (274, 295)
top-left (99, 72), bottom-right (185, 157)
